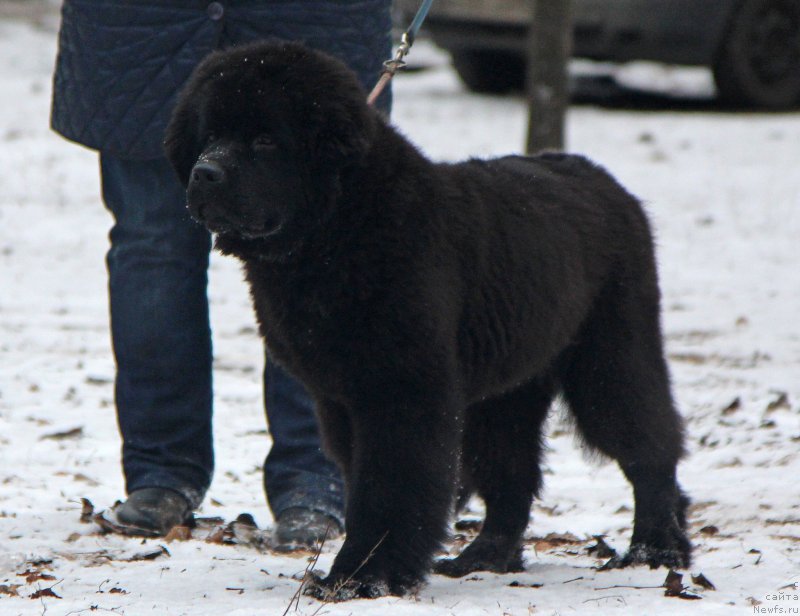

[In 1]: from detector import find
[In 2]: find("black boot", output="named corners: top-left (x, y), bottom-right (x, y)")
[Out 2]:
top-left (272, 507), bottom-right (343, 552)
top-left (100, 488), bottom-right (192, 536)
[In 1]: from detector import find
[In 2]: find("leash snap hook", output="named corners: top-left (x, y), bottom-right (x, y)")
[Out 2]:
top-left (366, 2), bottom-right (433, 106)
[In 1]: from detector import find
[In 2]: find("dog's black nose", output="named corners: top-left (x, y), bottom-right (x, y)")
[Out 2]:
top-left (190, 161), bottom-right (226, 185)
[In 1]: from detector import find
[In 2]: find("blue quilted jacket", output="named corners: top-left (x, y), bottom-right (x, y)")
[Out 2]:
top-left (51, 0), bottom-right (392, 159)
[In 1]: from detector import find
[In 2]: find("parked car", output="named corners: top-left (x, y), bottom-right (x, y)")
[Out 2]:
top-left (397, 0), bottom-right (800, 109)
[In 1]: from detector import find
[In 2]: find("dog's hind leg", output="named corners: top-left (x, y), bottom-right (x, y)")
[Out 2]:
top-left (560, 282), bottom-right (691, 570)
top-left (435, 378), bottom-right (554, 577)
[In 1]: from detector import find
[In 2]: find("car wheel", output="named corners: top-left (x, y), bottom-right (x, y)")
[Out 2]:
top-left (713, 0), bottom-right (800, 109)
top-left (450, 49), bottom-right (525, 94)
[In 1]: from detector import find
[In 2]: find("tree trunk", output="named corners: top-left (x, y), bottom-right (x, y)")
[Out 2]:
top-left (525, 0), bottom-right (573, 153)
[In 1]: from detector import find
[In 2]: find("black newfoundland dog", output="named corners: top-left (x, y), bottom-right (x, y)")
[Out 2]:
top-left (165, 41), bottom-right (691, 600)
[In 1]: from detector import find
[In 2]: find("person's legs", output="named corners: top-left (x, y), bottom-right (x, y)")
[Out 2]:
top-left (100, 154), bottom-right (213, 513)
top-left (101, 154), bottom-right (342, 539)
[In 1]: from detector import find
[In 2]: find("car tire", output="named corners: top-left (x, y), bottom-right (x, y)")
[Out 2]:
top-left (450, 49), bottom-right (525, 93)
top-left (713, 0), bottom-right (800, 109)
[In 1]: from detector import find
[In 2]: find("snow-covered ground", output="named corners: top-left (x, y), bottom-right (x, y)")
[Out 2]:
top-left (1, 14), bottom-right (799, 616)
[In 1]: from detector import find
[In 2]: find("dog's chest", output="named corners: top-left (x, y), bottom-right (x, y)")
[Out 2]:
top-left (245, 261), bottom-right (378, 387)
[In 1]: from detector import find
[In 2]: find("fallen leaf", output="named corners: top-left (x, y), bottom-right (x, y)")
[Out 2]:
top-left (699, 525), bottom-right (719, 536)
top-left (668, 352), bottom-right (708, 365)
top-left (770, 535), bottom-right (800, 542)
top-left (721, 398), bottom-right (741, 415)
top-left (663, 569), bottom-right (702, 600)
top-left (0, 584), bottom-right (21, 597)
top-left (688, 501), bottom-right (718, 514)
top-left (235, 512), bottom-right (257, 526)
top-left (73, 473), bottom-right (100, 487)
top-left (508, 580), bottom-right (543, 588)
top-left (164, 525), bottom-right (192, 542)
top-left (691, 573), bottom-right (716, 590)
top-left (80, 497), bottom-right (94, 523)
top-left (531, 532), bottom-right (582, 551)
top-left (127, 546), bottom-right (170, 561)
top-left (676, 590), bottom-right (703, 600)
top-left (766, 518), bottom-right (800, 526)
top-left (228, 513), bottom-right (269, 551)
top-left (587, 535), bottom-right (617, 559)
top-left (85, 375), bottom-right (112, 385)
top-left (766, 392), bottom-right (790, 412)
top-left (29, 587), bottom-right (61, 600)
top-left (82, 550), bottom-right (115, 567)
top-left (18, 568), bottom-right (56, 584)
top-left (663, 569), bottom-right (684, 595)
top-left (40, 426), bottom-right (84, 441)
top-left (195, 515), bottom-right (226, 527)
top-left (715, 457), bottom-right (743, 469)
top-left (205, 526), bottom-right (230, 545)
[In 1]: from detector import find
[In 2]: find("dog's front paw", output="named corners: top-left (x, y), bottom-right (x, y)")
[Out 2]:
top-left (434, 557), bottom-right (472, 578)
top-left (435, 549), bottom-right (524, 577)
top-left (599, 541), bottom-right (690, 571)
top-left (302, 572), bottom-right (391, 602)
top-left (435, 539), bottom-right (524, 578)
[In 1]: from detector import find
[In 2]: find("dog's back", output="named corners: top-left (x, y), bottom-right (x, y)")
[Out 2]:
top-left (436, 151), bottom-right (655, 398)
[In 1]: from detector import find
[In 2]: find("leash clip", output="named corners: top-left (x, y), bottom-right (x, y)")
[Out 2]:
top-left (382, 33), bottom-right (411, 75)
top-left (367, 0), bottom-right (434, 106)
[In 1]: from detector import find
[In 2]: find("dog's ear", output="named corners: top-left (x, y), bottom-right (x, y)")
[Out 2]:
top-left (316, 101), bottom-right (377, 168)
top-left (311, 86), bottom-right (378, 168)
top-left (164, 90), bottom-right (201, 188)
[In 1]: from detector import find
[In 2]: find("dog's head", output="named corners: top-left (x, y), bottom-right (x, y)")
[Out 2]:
top-left (165, 41), bottom-right (378, 252)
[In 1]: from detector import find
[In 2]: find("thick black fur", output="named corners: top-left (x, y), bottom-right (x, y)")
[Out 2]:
top-left (165, 41), bottom-right (691, 601)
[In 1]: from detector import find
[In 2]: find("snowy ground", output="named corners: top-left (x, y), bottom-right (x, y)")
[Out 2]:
top-left (1, 13), bottom-right (799, 616)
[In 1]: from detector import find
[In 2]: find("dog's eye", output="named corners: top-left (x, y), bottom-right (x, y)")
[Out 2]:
top-left (253, 134), bottom-right (277, 151)
top-left (205, 132), bottom-right (217, 145)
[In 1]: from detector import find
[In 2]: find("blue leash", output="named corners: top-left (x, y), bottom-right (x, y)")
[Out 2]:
top-left (406, 0), bottom-right (434, 45)
top-left (367, 0), bottom-right (434, 106)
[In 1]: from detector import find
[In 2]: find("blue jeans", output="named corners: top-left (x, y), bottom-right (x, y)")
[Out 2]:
top-left (100, 154), bottom-right (344, 523)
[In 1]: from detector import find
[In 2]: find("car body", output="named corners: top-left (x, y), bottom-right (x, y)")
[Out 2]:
top-left (398, 0), bottom-right (800, 109)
